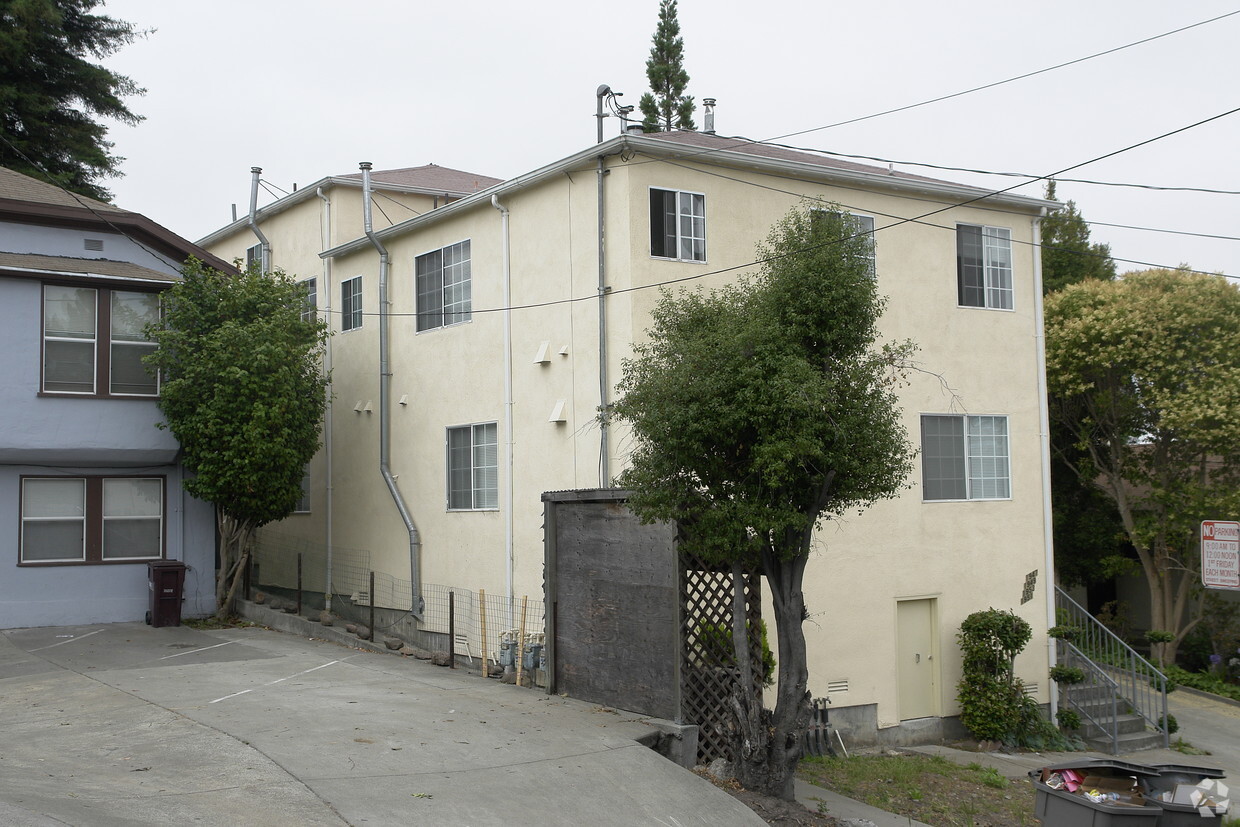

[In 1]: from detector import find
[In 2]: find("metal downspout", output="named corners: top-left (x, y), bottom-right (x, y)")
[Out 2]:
top-left (247, 167), bottom-right (270, 273)
top-left (1032, 209), bottom-right (1058, 720)
top-left (491, 195), bottom-right (515, 612)
top-left (316, 186), bottom-right (335, 613)
top-left (596, 158), bottom-right (610, 487)
top-left (361, 162), bottom-right (423, 616)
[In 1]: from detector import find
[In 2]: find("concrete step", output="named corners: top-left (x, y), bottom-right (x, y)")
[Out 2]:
top-left (1083, 728), bottom-right (1167, 754)
top-left (1080, 712), bottom-right (1152, 739)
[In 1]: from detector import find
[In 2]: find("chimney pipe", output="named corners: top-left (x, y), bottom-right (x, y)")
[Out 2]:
top-left (703, 98), bottom-right (717, 134)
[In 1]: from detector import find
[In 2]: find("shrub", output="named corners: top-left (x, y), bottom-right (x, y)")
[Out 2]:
top-left (1056, 709), bottom-right (1082, 731)
top-left (1049, 665), bottom-right (1086, 685)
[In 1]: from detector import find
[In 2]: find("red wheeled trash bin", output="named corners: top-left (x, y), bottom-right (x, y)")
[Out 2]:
top-left (146, 560), bottom-right (186, 627)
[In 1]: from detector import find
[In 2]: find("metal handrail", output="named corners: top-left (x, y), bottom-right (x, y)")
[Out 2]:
top-left (1054, 586), bottom-right (1169, 750)
top-left (1058, 641), bottom-right (1121, 755)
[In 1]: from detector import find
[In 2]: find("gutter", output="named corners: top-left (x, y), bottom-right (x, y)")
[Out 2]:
top-left (491, 194), bottom-right (515, 612)
top-left (361, 162), bottom-right (424, 617)
top-left (247, 167), bottom-right (271, 273)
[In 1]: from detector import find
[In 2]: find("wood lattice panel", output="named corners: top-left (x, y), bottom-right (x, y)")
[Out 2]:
top-left (679, 552), bottom-right (763, 764)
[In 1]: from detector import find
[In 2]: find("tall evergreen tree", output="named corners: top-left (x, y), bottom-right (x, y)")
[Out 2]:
top-left (1041, 180), bottom-right (1117, 294)
top-left (638, 0), bottom-right (695, 132)
top-left (0, 0), bottom-right (146, 201)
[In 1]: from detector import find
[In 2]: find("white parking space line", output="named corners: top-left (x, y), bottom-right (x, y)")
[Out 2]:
top-left (209, 659), bottom-right (343, 704)
top-left (28, 629), bottom-right (104, 651)
top-left (160, 640), bottom-right (239, 659)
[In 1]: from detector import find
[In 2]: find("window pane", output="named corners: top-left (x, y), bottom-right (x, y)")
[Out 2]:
top-left (957, 226), bottom-right (985, 307)
top-left (442, 241), bottom-right (472, 326)
top-left (301, 279), bottom-right (317, 323)
top-left (110, 341), bottom-right (158, 394)
top-left (103, 519), bottom-right (161, 559)
top-left (473, 423), bottom-right (498, 509)
top-left (23, 479), bottom-right (85, 517)
top-left (342, 277), bottom-right (362, 331)
top-left (44, 286), bottom-right (96, 338)
top-left (968, 416), bottom-right (1010, 498)
top-left (44, 339), bottom-right (95, 392)
top-left (447, 427), bottom-right (473, 508)
top-left (983, 227), bottom-right (1013, 310)
top-left (649, 189), bottom-right (676, 257)
top-left (920, 416), bottom-right (966, 500)
top-left (416, 250), bottom-right (444, 331)
top-left (22, 520), bottom-right (86, 561)
top-left (104, 478), bottom-right (162, 517)
top-left (111, 291), bottom-right (158, 341)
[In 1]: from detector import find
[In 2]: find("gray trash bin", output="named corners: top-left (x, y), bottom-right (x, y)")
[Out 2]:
top-left (1031, 760), bottom-right (1163, 826)
top-left (1144, 763), bottom-right (1229, 824)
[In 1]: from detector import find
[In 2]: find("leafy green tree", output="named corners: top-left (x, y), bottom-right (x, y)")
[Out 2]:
top-left (1041, 183), bottom-right (1129, 590)
top-left (146, 260), bottom-right (329, 618)
top-left (638, 0), bottom-right (695, 132)
top-left (0, 0), bottom-right (145, 200)
top-left (1041, 181), bottom-right (1117, 294)
top-left (1045, 269), bottom-right (1240, 664)
top-left (611, 204), bottom-right (914, 799)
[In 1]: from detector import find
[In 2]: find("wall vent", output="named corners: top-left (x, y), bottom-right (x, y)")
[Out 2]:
top-left (826, 679), bottom-right (849, 694)
top-left (1024, 682), bottom-right (1039, 695)
top-left (84, 238), bottom-right (104, 251)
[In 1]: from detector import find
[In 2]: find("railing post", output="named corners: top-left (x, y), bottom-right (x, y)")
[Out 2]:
top-left (448, 590), bottom-right (456, 670)
top-left (369, 570), bottom-right (375, 638)
top-left (297, 553), bottom-right (303, 616)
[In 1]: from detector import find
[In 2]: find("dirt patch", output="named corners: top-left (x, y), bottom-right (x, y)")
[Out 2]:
top-left (694, 769), bottom-right (840, 826)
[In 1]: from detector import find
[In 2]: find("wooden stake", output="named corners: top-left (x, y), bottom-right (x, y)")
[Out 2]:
top-left (479, 589), bottom-right (488, 678)
top-left (516, 595), bottom-right (528, 687)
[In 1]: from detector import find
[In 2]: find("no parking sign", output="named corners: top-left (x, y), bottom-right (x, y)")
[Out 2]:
top-left (1201, 520), bottom-right (1240, 591)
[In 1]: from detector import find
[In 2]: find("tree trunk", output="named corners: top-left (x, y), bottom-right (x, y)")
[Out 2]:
top-left (215, 511), bottom-right (255, 620)
top-left (732, 548), bottom-right (813, 801)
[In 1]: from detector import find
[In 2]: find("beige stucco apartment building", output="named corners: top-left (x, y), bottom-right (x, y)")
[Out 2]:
top-left (200, 128), bottom-right (1056, 745)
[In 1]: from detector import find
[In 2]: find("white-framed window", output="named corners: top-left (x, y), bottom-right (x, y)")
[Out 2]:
top-left (300, 278), bottom-right (317, 323)
top-left (42, 284), bottom-right (160, 397)
top-left (811, 209), bottom-right (876, 276)
top-left (650, 188), bottom-right (706, 262)
top-left (921, 415), bottom-right (1010, 501)
top-left (446, 422), bottom-right (498, 510)
top-left (20, 476), bottom-right (164, 564)
top-left (246, 243), bottom-right (264, 273)
top-left (415, 240), bottom-right (472, 332)
top-left (957, 224), bottom-right (1013, 309)
top-left (341, 276), bottom-right (362, 331)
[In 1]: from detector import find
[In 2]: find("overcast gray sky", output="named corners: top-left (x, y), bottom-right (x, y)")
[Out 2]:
top-left (100, 0), bottom-right (1240, 279)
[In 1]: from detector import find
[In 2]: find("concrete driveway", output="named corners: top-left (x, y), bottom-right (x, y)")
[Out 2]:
top-left (0, 622), bottom-right (762, 826)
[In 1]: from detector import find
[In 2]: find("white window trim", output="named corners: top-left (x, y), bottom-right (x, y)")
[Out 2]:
top-left (956, 224), bottom-right (1014, 311)
top-left (20, 476), bottom-right (164, 564)
top-left (920, 413), bottom-right (1012, 502)
top-left (415, 239), bottom-right (473, 333)
top-left (445, 422), bottom-right (498, 511)
top-left (300, 278), bottom-right (317, 324)
top-left (810, 208), bottom-right (877, 276)
top-left (649, 187), bottom-right (707, 263)
top-left (341, 275), bottom-right (362, 332)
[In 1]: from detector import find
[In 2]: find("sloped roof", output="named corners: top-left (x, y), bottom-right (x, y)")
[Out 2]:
top-left (641, 130), bottom-right (972, 189)
top-left (336, 164), bottom-right (502, 194)
top-left (0, 166), bottom-right (125, 212)
top-left (0, 251), bottom-right (180, 283)
top-left (0, 166), bottom-right (233, 272)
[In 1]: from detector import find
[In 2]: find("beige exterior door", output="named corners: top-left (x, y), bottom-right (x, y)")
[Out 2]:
top-left (897, 598), bottom-right (939, 720)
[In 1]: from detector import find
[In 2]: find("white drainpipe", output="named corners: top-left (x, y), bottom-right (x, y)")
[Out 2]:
top-left (360, 162), bottom-right (423, 616)
top-left (491, 195), bottom-right (515, 613)
top-left (1032, 209), bottom-right (1058, 719)
top-left (316, 186), bottom-right (335, 613)
top-left (247, 167), bottom-right (270, 273)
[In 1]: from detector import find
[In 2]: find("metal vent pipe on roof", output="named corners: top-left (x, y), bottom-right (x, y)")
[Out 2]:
top-left (703, 98), bottom-right (716, 134)
top-left (247, 167), bottom-right (270, 273)
top-left (361, 161), bottom-right (424, 617)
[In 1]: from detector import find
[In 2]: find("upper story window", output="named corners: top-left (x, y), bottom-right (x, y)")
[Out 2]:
top-left (957, 224), bottom-right (1013, 309)
top-left (341, 276), bottom-right (362, 331)
top-left (446, 422), bottom-right (497, 510)
top-left (650, 188), bottom-right (706, 262)
top-left (416, 240), bottom-right (472, 331)
top-left (246, 243), bottom-right (264, 273)
top-left (921, 414), bottom-right (1010, 501)
top-left (20, 476), bottom-right (164, 565)
top-left (811, 209), bottom-right (876, 276)
top-left (300, 278), bottom-right (317, 323)
top-left (43, 284), bottom-right (160, 397)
